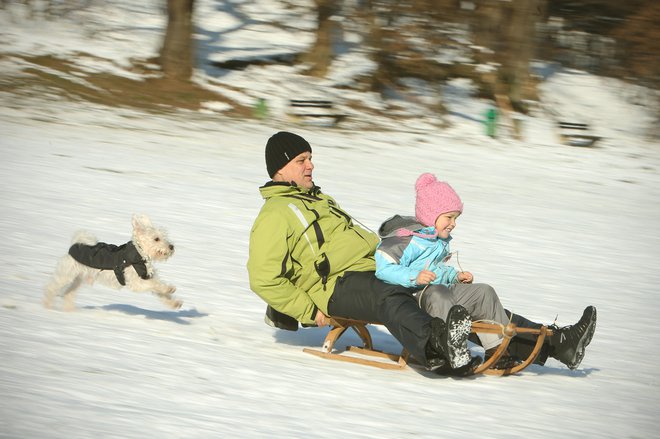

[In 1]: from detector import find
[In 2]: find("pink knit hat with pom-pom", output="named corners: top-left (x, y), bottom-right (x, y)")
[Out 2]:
top-left (415, 173), bottom-right (463, 227)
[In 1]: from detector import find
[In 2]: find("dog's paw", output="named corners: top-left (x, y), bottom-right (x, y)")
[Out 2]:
top-left (165, 285), bottom-right (176, 295)
top-left (170, 299), bottom-right (183, 310)
top-left (42, 295), bottom-right (54, 309)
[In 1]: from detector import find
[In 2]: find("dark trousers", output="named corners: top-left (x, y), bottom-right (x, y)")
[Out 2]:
top-left (506, 311), bottom-right (552, 365)
top-left (465, 311), bottom-right (551, 364)
top-left (327, 271), bottom-right (433, 364)
top-left (467, 311), bottom-right (551, 364)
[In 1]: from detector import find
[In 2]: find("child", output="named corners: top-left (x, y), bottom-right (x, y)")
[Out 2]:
top-left (375, 173), bottom-right (597, 370)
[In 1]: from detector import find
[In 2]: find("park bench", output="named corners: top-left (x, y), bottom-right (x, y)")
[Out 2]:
top-left (558, 121), bottom-right (601, 147)
top-left (288, 99), bottom-right (348, 126)
top-left (302, 317), bottom-right (553, 376)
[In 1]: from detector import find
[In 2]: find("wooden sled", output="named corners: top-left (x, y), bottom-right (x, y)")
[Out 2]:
top-left (302, 317), bottom-right (553, 376)
top-left (303, 318), bottom-right (411, 370)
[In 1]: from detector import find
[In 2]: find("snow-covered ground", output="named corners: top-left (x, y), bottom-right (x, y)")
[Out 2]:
top-left (1, 1), bottom-right (659, 438)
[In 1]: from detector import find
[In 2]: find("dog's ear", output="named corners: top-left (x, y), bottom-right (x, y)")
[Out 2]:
top-left (132, 214), bottom-right (153, 231)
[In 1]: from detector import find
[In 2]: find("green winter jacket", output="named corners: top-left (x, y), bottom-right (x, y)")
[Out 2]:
top-left (247, 182), bottom-right (379, 325)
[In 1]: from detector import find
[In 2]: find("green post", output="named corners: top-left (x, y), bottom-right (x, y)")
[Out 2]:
top-left (485, 107), bottom-right (497, 137)
top-left (254, 98), bottom-right (268, 119)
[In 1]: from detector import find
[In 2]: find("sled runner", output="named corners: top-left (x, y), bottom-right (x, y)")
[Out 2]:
top-left (302, 317), bottom-right (553, 376)
top-left (303, 317), bottom-right (411, 370)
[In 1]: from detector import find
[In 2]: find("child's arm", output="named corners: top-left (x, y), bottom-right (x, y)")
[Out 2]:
top-left (375, 249), bottom-right (420, 287)
top-left (431, 265), bottom-right (460, 285)
top-left (375, 235), bottom-right (425, 287)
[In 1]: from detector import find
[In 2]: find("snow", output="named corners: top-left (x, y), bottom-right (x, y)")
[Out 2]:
top-left (1, 1), bottom-right (659, 438)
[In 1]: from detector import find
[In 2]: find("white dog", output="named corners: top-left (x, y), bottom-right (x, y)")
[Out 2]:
top-left (44, 214), bottom-right (181, 311)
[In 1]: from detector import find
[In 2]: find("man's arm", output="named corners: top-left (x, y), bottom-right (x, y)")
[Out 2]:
top-left (247, 209), bottom-right (318, 325)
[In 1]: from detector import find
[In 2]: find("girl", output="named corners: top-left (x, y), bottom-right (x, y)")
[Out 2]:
top-left (375, 173), bottom-right (597, 371)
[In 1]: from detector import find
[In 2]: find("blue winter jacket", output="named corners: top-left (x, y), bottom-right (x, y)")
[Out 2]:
top-left (375, 215), bottom-right (459, 288)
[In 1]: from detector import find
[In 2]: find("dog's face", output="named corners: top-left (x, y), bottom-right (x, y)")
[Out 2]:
top-left (131, 214), bottom-right (175, 261)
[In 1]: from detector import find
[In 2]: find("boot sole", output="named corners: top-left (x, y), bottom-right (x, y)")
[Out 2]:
top-left (446, 305), bottom-right (472, 369)
top-left (435, 356), bottom-right (483, 377)
top-left (568, 306), bottom-right (597, 370)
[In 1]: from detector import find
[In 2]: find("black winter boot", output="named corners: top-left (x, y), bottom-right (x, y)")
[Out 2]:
top-left (425, 318), bottom-right (448, 371)
top-left (435, 355), bottom-right (483, 377)
top-left (549, 306), bottom-right (597, 370)
top-left (426, 305), bottom-right (472, 369)
top-left (485, 347), bottom-right (522, 370)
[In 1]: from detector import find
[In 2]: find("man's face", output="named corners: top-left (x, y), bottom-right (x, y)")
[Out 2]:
top-left (273, 151), bottom-right (314, 190)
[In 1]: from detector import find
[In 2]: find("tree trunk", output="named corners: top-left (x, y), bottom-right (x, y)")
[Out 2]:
top-left (361, 0), bottom-right (390, 92)
top-left (160, 0), bottom-right (195, 81)
top-left (301, 0), bottom-right (340, 77)
top-left (474, 0), bottom-right (544, 112)
top-left (500, 0), bottom-right (541, 109)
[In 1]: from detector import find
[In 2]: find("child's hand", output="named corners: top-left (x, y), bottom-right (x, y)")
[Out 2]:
top-left (416, 270), bottom-right (437, 285)
top-left (457, 271), bottom-right (474, 284)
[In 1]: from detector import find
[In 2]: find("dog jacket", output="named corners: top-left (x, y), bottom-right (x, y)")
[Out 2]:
top-left (68, 241), bottom-right (150, 286)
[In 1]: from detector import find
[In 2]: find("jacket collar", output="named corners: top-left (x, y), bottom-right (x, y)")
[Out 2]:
top-left (259, 180), bottom-right (322, 199)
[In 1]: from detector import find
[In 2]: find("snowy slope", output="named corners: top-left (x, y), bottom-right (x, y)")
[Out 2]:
top-left (1, 1), bottom-right (660, 438)
top-left (2, 90), bottom-right (659, 438)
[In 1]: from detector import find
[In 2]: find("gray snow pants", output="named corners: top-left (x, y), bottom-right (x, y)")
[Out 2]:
top-left (417, 283), bottom-right (553, 364)
top-left (416, 283), bottom-right (508, 350)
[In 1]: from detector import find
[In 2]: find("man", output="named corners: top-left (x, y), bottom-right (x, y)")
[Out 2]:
top-left (247, 131), bottom-right (475, 372)
top-left (247, 131), bottom-right (596, 373)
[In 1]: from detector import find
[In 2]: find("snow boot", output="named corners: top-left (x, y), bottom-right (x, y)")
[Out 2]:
top-left (426, 305), bottom-right (472, 369)
top-left (485, 347), bottom-right (521, 370)
top-left (435, 355), bottom-right (483, 377)
top-left (550, 306), bottom-right (597, 370)
top-left (424, 319), bottom-right (448, 371)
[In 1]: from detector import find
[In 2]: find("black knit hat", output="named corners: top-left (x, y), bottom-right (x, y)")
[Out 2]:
top-left (265, 131), bottom-right (312, 178)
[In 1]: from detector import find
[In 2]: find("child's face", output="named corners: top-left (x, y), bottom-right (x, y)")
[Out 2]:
top-left (434, 211), bottom-right (461, 239)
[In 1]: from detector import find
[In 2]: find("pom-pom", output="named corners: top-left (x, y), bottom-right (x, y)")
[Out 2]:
top-left (415, 173), bottom-right (437, 191)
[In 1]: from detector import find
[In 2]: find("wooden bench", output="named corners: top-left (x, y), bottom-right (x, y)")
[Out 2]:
top-left (302, 317), bottom-right (553, 376)
top-left (558, 121), bottom-right (601, 147)
top-left (289, 99), bottom-right (348, 126)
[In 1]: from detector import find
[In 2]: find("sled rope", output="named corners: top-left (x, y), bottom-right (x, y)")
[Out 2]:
top-left (473, 312), bottom-right (515, 339)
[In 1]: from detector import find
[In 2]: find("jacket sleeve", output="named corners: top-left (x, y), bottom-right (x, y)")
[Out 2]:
top-left (374, 236), bottom-right (419, 288)
top-left (375, 251), bottom-right (418, 287)
top-left (431, 264), bottom-right (459, 285)
top-left (428, 241), bottom-right (459, 285)
top-left (247, 208), bottom-right (318, 325)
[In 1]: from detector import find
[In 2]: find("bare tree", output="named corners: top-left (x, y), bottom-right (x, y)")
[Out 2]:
top-left (473, 0), bottom-right (546, 113)
top-left (301, 0), bottom-right (341, 77)
top-left (611, 1), bottom-right (660, 88)
top-left (160, 0), bottom-right (195, 80)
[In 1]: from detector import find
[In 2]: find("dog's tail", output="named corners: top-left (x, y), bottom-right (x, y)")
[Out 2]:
top-left (71, 230), bottom-right (98, 246)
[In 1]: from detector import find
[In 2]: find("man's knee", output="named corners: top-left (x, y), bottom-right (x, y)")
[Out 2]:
top-left (374, 283), bottom-right (416, 317)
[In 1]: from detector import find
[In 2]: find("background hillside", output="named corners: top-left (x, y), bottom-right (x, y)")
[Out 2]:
top-left (1, 2), bottom-right (659, 438)
top-left (1, 0), bottom-right (658, 135)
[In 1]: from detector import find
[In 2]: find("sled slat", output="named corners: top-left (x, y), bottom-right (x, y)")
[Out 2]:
top-left (303, 317), bottom-right (551, 376)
